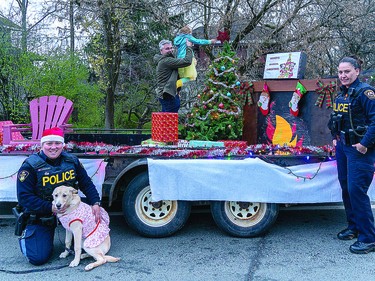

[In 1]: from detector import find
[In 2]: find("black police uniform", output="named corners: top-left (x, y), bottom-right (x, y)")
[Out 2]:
top-left (16, 151), bottom-right (101, 265)
top-left (329, 78), bottom-right (375, 244)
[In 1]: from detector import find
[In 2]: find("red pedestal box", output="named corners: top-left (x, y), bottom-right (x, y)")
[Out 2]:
top-left (151, 112), bottom-right (178, 143)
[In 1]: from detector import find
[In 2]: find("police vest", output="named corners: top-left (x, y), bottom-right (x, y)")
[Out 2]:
top-left (25, 152), bottom-right (78, 201)
top-left (332, 83), bottom-right (367, 132)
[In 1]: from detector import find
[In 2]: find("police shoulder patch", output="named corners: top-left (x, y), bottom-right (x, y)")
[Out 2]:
top-left (18, 170), bottom-right (29, 182)
top-left (364, 90), bottom-right (375, 100)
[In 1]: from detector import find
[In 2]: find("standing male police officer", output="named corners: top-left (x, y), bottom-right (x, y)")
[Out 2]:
top-left (329, 56), bottom-right (375, 254)
top-left (16, 127), bottom-right (101, 265)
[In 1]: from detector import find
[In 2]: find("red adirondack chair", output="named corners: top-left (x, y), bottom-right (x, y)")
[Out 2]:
top-left (2, 95), bottom-right (73, 145)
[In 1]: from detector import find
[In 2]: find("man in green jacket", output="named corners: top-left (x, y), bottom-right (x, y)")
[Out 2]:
top-left (154, 39), bottom-right (193, 112)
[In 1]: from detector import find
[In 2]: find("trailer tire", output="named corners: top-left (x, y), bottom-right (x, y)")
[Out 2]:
top-left (122, 172), bottom-right (191, 238)
top-left (210, 201), bottom-right (279, 237)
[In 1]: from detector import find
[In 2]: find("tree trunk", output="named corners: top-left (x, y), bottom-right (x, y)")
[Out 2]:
top-left (99, 0), bottom-right (122, 129)
top-left (69, 0), bottom-right (75, 54)
top-left (19, 0), bottom-right (28, 52)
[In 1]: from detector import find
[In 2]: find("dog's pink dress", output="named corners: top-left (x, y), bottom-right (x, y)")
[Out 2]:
top-left (58, 202), bottom-right (110, 248)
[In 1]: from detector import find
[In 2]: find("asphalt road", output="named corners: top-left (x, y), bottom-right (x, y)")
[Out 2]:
top-left (1, 205), bottom-right (375, 281)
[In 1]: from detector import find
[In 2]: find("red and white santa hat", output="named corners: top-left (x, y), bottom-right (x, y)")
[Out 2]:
top-left (41, 127), bottom-right (65, 144)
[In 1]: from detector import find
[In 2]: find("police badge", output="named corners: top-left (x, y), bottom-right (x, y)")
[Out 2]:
top-left (364, 90), bottom-right (375, 100)
top-left (18, 170), bottom-right (29, 182)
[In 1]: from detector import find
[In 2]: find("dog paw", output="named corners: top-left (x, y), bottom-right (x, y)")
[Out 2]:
top-left (69, 260), bottom-right (80, 267)
top-left (59, 251), bottom-right (69, 258)
top-left (84, 264), bottom-right (94, 271)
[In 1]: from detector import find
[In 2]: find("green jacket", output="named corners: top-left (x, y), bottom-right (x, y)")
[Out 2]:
top-left (153, 47), bottom-right (193, 98)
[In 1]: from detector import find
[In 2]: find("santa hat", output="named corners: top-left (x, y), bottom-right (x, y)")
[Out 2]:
top-left (41, 127), bottom-right (64, 144)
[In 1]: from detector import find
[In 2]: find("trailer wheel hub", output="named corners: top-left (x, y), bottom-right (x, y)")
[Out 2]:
top-left (135, 186), bottom-right (178, 226)
top-left (224, 201), bottom-right (267, 226)
top-left (150, 201), bottom-right (163, 208)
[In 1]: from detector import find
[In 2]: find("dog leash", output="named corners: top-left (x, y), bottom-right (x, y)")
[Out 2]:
top-left (65, 247), bottom-right (75, 255)
top-left (0, 223), bottom-right (72, 274)
top-left (0, 264), bottom-right (68, 274)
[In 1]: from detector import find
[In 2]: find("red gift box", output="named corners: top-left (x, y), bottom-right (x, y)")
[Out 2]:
top-left (219, 140), bottom-right (248, 150)
top-left (152, 113), bottom-right (178, 143)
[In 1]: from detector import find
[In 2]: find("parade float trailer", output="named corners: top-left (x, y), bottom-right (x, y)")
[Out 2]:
top-left (4, 78), bottom-right (371, 239)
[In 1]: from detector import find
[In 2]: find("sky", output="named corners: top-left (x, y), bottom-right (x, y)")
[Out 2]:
top-left (0, 0), bottom-right (46, 30)
top-left (0, 0), bottom-right (76, 51)
top-left (0, 0), bottom-right (91, 52)
top-left (0, 0), bottom-right (42, 16)
top-left (0, 0), bottom-right (13, 11)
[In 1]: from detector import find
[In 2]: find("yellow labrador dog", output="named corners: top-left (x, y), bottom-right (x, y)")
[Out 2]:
top-left (52, 185), bottom-right (120, 271)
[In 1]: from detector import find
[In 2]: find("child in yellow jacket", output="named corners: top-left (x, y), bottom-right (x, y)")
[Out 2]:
top-left (174, 26), bottom-right (217, 88)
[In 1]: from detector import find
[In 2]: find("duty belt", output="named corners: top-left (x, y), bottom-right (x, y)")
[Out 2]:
top-left (339, 130), bottom-right (363, 146)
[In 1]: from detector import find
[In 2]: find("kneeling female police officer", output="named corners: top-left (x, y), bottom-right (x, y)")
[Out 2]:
top-left (16, 127), bottom-right (101, 265)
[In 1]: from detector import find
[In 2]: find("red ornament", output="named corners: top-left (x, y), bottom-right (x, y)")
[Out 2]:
top-left (219, 103), bottom-right (224, 108)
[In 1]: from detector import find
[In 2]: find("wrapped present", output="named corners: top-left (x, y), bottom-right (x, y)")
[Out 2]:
top-left (219, 140), bottom-right (248, 150)
top-left (141, 138), bottom-right (167, 147)
top-left (177, 139), bottom-right (190, 148)
top-left (188, 140), bottom-right (225, 148)
top-left (151, 112), bottom-right (178, 143)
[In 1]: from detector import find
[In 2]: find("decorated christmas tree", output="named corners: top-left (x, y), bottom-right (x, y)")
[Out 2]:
top-left (183, 42), bottom-right (244, 141)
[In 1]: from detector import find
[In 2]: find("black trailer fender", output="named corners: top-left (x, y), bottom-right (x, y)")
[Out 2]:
top-left (122, 171), bottom-right (191, 237)
top-left (106, 158), bottom-right (149, 206)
